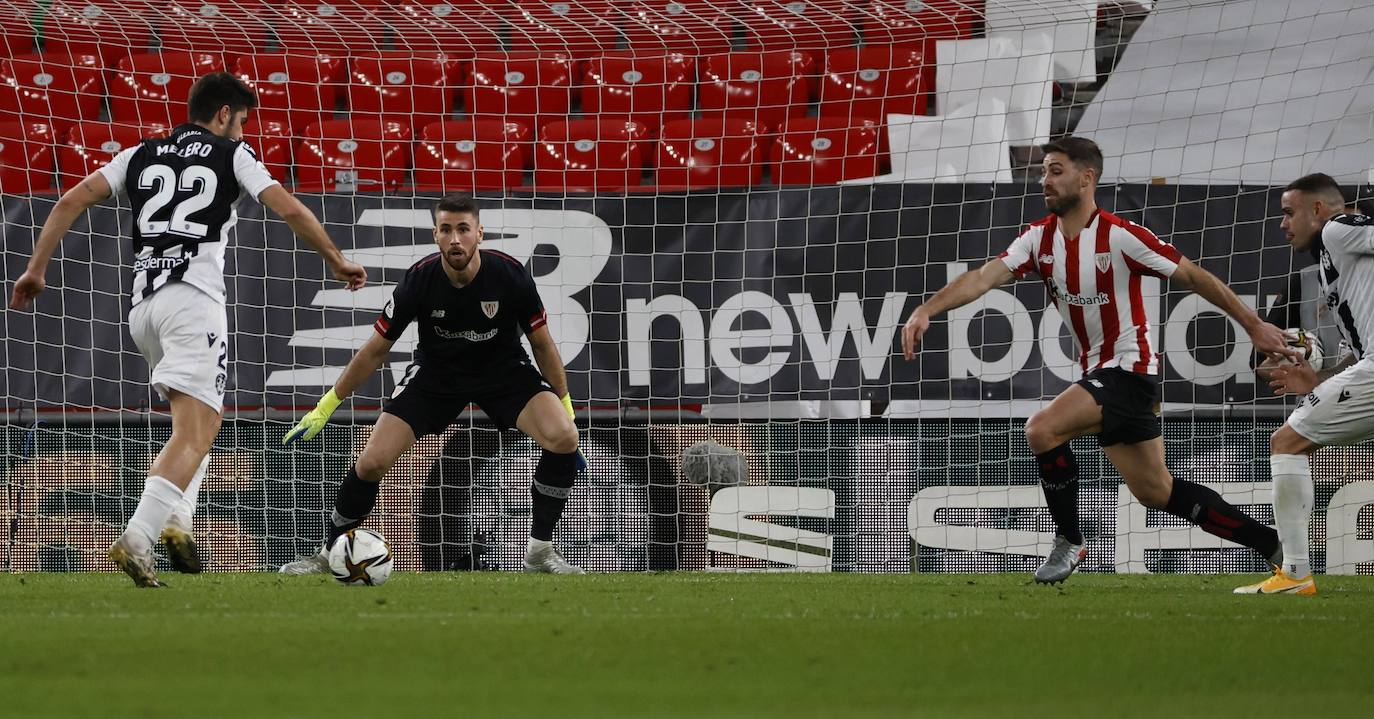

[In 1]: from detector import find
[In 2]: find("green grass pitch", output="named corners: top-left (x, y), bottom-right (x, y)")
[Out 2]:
top-left (1, 572), bottom-right (1370, 718)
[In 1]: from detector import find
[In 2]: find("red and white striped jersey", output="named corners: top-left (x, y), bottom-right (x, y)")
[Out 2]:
top-left (999, 209), bottom-right (1183, 374)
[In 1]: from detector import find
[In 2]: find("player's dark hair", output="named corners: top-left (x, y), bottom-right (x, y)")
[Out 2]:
top-left (1042, 136), bottom-right (1104, 182)
top-left (1286, 173), bottom-right (1345, 205)
top-left (187, 72), bottom-right (258, 124)
top-left (434, 194), bottom-right (480, 220)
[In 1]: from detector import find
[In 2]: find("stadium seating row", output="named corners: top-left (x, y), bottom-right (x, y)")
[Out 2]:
top-left (0, 47), bottom-right (932, 137)
top-left (0, 116), bottom-right (883, 192)
top-left (0, 1), bottom-right (983, 60)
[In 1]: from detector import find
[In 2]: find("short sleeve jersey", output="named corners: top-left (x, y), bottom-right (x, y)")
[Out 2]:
top-left (98, 124), bottom-right (279, 307)
top-left (1314, 213), bottom-right (1374, 359)
top-left (999, 209), bottom-right (1182, 374)
top-left (373, 249), bottom-right (549, 374)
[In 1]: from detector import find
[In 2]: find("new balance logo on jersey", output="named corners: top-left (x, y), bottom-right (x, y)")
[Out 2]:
top-left (1038, 254), bottom-right (1055, 265)
top-left (430, 309), bottom-right (445, 318)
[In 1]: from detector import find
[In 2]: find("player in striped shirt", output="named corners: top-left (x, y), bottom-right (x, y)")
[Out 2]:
top-left (902, 136), bottom-right (1298, 584)
top-left (1236, 173), bottom-right (1374, 595)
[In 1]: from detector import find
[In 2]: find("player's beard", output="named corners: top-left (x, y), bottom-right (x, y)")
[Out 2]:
top-left (444, 248), bottom-right (474, 272)
top-left (1046, 190), bottom-right (1081, 217)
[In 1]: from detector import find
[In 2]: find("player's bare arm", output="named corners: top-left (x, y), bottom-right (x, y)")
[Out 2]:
top-left (527, 325), bottom-right (570, 399)
top-left (9, 172), bottom-right (112, 310)
top-left (1169, 256), bottom-right (1299, 362)
top-left (902, 259), bottom-right (1015, 360)
top-left (258, 184), bottom-right (368, 291)
top-left (282, 332), bottom-right (394, 445)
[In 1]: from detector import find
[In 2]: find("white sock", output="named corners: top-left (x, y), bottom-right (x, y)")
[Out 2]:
top-left (1271, 454), bottom-right (1313, 578)
top-left (126, 476), bottom-right (184, 548)
top-left (526, 537), bottom-right (551, 556)
top-left (172, 455), bottom-right (210, 527)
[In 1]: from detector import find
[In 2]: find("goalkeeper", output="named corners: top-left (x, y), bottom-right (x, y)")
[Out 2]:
top-left (280, 194), bottom-right (586, 574)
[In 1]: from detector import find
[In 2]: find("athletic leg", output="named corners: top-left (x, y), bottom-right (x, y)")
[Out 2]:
top-left (515, 391), bottom-right (584, 574)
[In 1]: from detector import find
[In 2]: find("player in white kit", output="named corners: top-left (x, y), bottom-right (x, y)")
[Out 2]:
top-left (8, 73), bottom-right (367, 587)
top-left (902, 137), bottom-right (1299, 584)
top-left (1236, 173), bottom-right (1374, 595)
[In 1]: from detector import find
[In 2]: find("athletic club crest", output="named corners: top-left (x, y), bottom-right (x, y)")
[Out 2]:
top-left (1094, 252), bottom-right (1112, 273)
top-left (481, 301), bottom-right (499, 318)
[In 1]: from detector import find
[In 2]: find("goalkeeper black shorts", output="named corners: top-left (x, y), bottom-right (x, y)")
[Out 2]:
top-left (1075, 367), bottom-right (1162, 447)
top-left (383, 361), bottom-right (555, 437)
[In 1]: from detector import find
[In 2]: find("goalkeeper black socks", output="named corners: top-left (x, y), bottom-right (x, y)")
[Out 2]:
top-left (530, 450), bottom-right (578, 541)
top-left (327, 467), bottom-right (381, 545)
top-left (1165, 479), bottom-right (1280, 561)
top-left (1036, 443), bottom-right (1084, 545)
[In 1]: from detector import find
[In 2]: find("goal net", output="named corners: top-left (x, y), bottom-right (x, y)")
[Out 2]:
top-left (3, 0), bottom-right (1373, 574)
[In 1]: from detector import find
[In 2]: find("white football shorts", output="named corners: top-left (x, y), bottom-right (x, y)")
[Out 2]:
top-left (1287, 357), bottom-right (1374, 446)
top-left (127, 282), bottom-right (228, 413)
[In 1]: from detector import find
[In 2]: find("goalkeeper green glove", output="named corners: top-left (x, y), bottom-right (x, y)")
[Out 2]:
top-left (561, 394), bottom-right (588, 472)
top-left (282, 389), bottom-right (342, 445)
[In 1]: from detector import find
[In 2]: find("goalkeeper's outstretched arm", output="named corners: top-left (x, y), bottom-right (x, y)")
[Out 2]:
top-left (283, 332), bottom-right (394, 444)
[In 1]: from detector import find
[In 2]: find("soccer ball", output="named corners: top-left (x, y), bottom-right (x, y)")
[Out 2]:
top-left (1285, 328), bottom-right (1324, 370)
top-left (328, 529), bottom-right (393, 586)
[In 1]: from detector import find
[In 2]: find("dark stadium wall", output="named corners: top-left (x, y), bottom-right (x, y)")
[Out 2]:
top-left (1, 184), bottom-right (1310, 413)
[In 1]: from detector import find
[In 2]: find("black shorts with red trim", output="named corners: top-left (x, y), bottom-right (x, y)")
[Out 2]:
top-left (1075, 367), bottom-right (1161, 447)
top-left (383, 361), bottom-right (555, 437)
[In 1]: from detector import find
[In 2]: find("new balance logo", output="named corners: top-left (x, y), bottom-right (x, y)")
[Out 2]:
top-left (430, 309), bottom-right (446, 318)
top-left (1339, 389), bottom-right (1352, 403)
top-left (1038, 254), bottom-right (1055, 265)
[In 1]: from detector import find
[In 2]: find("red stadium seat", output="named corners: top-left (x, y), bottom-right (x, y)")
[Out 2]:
top-left (770, 117), bottom-right (881, 185)
top-left (349, 52), bottom-right (460, 132)
top-left (384, 2), bottom-right (504, 55)
top-left (157, 2), bottom-right (272, 67)
top-left (0, 121), bottom-right (56, 193)
top-left (57, 121), bottom-right (144, 190)
top-left (0, 5), bottom-right (35, 57)
top-left (109, 52), bottom-right (226, 127)
top-left (294, 119), bottom-right (412, 193)
top-left (820, 44), bottom-right (929, 124)
top-left (245, 119), bottom-right (293, 184)
top-left (414, 119), bottom-right (528, 191)
top-left (464, 53), bottom-right (576, 133)
top-left (534, 118), bottom-right (648, 192)
top-left (234, 54), bottom-right (338, 137)
top-left (268, 2), bottom-right (385, 57)
top-left (581, 52), bottom-right (695, 136)
top-left (506, 1), bottom-right (621, 57)
top-left (738, 0), bottom-right (858, 52)
top-left (656, 118), bottom-right (765, 189)
top-left (620, 1), bottom-right (734, 55)
top-left (698, 50), bottom-right (812, 132)
top-left (40, 0), bottom-right (156, 67)
top-left (859, 0), bottom-right (980, 44)
top-left (0, 53), bottom-right (104, 136)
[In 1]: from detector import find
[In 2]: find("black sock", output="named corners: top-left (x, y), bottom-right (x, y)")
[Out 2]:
top-left (1036, 443), bottom-right (1084, 545)
top-left (1164, 479), bottom-right (1280, 561)
top-left (530, 450), bottom-right (578, 542)
top-left (326, 467), bottom-right (381, 546)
